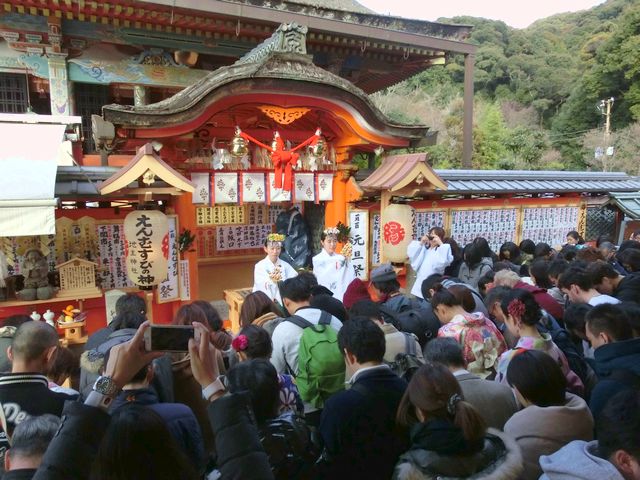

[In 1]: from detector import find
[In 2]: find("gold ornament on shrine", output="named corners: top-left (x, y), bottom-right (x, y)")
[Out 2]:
top-left (309, 135), bottom-right (326, 158)
top-left (229, 127), bottom-right (249, 158)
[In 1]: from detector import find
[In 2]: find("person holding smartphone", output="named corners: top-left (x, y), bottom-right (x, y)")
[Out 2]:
top-left (407, 227), bottom-right (453, 300)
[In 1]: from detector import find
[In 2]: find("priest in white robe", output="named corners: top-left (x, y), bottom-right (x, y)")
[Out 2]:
top-left (312, 227), bottom-right (356, 302)
top-left (253, 233), bottom-right (298, 305)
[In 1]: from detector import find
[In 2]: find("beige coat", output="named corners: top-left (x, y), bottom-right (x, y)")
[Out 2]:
top-left (504, 393), bottom-right (594, 480)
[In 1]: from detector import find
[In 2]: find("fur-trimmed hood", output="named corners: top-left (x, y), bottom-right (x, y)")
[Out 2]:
top-left (393, 428), bottom-right (523, 480)
top-left (80, 329), bottom-right (136, 374)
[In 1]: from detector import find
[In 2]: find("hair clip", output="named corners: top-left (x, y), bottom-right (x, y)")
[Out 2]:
top-left (447, 393), bottom-right (462, 416)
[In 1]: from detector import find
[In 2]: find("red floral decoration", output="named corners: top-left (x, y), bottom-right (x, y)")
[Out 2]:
top-left (507, 299), bottom-right (526, 319)
top-left (232, 334), bottom-right (249, 351)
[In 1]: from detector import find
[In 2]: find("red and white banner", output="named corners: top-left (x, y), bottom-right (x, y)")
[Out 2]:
top-left (211, 172), bottom-right (238, 204)
top-left (242, 172), bottom-right (267, 203)
top-left (191, 172), bottom-right (210, 205)
top-left (294, 173), bottom-right (315, 202)
top-left (316, 173), bottom-right (334, 201)
top-left (268, 172), bottom-right (291, 203)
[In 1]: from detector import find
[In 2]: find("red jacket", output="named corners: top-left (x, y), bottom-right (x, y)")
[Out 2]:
top-left (515, 281), bottom-right (564, 320)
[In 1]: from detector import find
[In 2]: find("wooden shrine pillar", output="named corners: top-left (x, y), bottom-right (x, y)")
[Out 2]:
top-left (324, 148), bottom-right (352, 228)
top-left (172, 190), bottom-right (199, 311)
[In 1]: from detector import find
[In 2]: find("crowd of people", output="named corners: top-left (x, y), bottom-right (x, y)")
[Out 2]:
top-left (0, 227), bottom-right (640, 479)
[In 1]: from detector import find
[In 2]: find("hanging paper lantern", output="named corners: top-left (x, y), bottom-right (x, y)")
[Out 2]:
top-left (381, 203), bottom-right (414, 263)
top-left (124, 210), bottom-right (169, 287)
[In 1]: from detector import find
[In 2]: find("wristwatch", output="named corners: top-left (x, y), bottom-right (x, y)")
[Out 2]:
top-left (85, 376), bottom-right (120, 411)
top-left (94, 376), bottom-right (120, 396)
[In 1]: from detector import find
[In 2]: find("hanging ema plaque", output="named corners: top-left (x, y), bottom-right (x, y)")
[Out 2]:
top-left (123, 210), bottom-right (169, 288)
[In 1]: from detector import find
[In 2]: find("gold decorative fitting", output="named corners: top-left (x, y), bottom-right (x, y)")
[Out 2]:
top-left (142, 169), bottom-right (156, 185)
top-left (415, 173), bottom-right (425, 185)
top-left (259, 106), bottom-right (311, 125)
top-left (229, 130), bottom-right (249, 158)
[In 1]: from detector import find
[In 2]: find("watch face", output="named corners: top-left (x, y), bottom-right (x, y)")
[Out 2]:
top-left (95, 376), bottom-right (117, 395)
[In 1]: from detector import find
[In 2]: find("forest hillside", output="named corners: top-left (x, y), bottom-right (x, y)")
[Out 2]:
top-left (372, 0), bottom-right (640, 173)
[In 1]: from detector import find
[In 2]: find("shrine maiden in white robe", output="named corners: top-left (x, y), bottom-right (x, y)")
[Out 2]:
top-left (312, 249), bottom-right (356, 302)
top-left (252, 256), bottom-right (298, 305)
top-left (407, 241), bottom-right (453, 299)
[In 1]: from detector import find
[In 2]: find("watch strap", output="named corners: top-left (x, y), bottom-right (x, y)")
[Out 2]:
top-left (85, 390), bottom-right (115, 411)
top-left (202, 377), bottom-right (225, 401)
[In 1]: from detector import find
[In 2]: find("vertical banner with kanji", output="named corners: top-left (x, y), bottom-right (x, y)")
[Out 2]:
top-left (157, 215), bottom-right (180, 304)
top-left (179, 259), bottom-right (191, 301)
top-left (371, 213), bottom-right (381, 265)
top-left (348, 210), bottom-right (369, 279)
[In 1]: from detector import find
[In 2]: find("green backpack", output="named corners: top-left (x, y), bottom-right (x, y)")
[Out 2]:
top-left (287, 311), bottom-right (345, 408)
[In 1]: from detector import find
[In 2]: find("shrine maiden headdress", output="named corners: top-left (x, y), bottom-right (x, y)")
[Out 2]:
top-left (323, 227), bottom-right (340, 237)
top-left (266, 233), bottom-right (286, 244)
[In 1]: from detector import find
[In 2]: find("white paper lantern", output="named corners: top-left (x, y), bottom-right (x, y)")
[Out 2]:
top-left (381, 203), bottom-right (414, 263)
top-left (124, 210), bottom-right (169, 287)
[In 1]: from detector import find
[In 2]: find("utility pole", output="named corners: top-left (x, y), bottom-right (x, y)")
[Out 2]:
top-left (597, 97), bottom-right (614, 170)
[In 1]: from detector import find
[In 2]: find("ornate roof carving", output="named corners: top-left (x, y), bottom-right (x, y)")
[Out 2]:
top-left (235, 23), bottom-right (308, 65)
top-left (102, 23), bottom-right (429, 141)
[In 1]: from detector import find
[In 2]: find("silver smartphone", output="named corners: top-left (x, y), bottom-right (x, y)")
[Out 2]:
top-left (143, 325), bottom-right (196, 352)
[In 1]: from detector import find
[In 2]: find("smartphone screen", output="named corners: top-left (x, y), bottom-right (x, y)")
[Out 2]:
top-left (149, 326), bottom-right (194, 352)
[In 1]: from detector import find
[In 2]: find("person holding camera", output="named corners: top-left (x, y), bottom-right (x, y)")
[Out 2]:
top-left (407, 227), bottom-right (454, 300)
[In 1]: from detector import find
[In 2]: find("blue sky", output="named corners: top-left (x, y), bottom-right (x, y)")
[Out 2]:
top-left (358, 0), bottom-right (606, 28)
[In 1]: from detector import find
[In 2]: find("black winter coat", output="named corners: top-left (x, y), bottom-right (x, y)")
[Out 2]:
top-left (32, 391), bottom-right (274, 480)
top-left (393, 420), bottom-right (523, 480)
top-left (589, 338), bottom-right (640, 418)
top-left (318, 366), bottom-right (408, 480)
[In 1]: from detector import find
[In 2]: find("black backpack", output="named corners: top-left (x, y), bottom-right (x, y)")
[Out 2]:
top-left (385, 332), bottom-right (425, 382)
top-left (378, 304), bottom-right (440, 348)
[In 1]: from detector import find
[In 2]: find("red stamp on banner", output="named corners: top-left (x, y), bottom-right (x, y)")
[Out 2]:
top-left (383, 221), bottom-right (405, 246)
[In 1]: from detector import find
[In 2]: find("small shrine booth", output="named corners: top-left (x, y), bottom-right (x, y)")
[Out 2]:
top-left (0, 138), bottom-right (195, 335)
top-left (97, 23), bottom-right (433, 301)
top-left (353, 153), bottom-right (640, 284)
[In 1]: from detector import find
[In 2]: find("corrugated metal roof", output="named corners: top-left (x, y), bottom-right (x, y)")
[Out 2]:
top-left (611, 192), bottom-right (640, 219)
top-left (357, 167), bottom-right (640, 194)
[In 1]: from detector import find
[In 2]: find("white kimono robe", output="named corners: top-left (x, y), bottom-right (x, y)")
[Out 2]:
top-left (407, 241), bottom-right (453, 298)
top-left (252, 256), bottom-right (298, 304)
top-left (312, 249), bottom-right (356, 302)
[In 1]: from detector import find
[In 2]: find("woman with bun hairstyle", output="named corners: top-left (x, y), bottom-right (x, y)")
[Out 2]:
top-left (232, 324), bottom-right (303, 416)
top-left (495, 289), bottom-right (584, 396)
top-left (504, 349), bottom-right (593, 480)
top-left (393, 363), bottom-right (523, 480)
top-left (431, 283), bottom-right (507, 379)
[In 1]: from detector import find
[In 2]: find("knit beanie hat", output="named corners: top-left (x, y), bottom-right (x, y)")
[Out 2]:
top-left (342, 278), bottom-right (371, 310)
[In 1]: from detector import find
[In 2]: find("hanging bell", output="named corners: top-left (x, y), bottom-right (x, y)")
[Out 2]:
top-left (309, 136), bottom-right (326, 158)
top-left (229, 131), bottom-right (248, 158)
